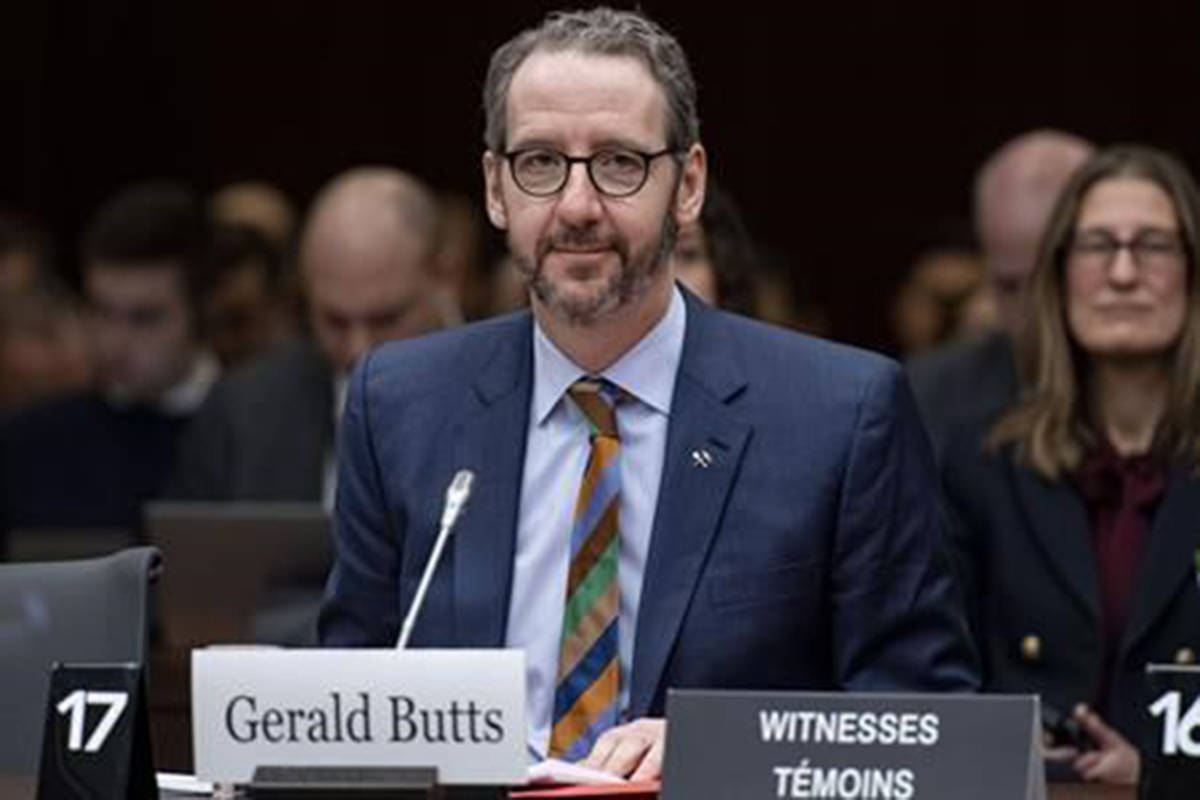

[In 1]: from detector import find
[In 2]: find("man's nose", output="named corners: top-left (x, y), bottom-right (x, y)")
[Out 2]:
top-left (555, 162), bottom-right (604, 226)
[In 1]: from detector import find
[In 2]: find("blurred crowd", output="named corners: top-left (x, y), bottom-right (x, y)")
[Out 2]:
top-left (3, 126), bottom-right (1200, 784)
top-left (0, 166), bottom-right (830, 544)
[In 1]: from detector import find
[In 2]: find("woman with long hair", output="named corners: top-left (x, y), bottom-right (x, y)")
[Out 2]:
top-left (943, 144), bottom-right (1200, 785)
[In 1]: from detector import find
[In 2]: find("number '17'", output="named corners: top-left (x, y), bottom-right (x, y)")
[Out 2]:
top-left (55, 690), bottom-right (129, 753)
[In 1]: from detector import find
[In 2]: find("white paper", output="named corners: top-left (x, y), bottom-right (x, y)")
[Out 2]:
top-left (528, 758), bottom-right (627, 785)
top-left (156, 772), bottom-right (214, 795)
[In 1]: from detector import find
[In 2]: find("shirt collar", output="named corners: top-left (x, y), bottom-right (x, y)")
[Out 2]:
top-left (531, 284), bottom-right (687, 425)
top-left (157, 350), bottom-right (221, 416)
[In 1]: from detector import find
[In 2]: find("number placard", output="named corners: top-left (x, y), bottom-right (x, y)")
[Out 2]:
top-left (1143, 664), bottom-right (1200, 799)
top-left (56, 690), bottom-right (130, 754)
top-left (37, 664), bottom-right (155, 800)
top-left (1149, 687), bottom-right (1200, 757)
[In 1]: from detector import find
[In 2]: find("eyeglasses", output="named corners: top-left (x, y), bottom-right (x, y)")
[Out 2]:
top-left (1067, 229), bottom-right (1187, 271)
top-left (503, 147), bottom-right (677, 197)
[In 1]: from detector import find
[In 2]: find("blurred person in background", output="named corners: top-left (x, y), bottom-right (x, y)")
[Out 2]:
top-left (487, 253), bottom-right (531, 316)
top-left (211, 181), bottom-right (304, 331)
top-left (943, 145), bottom-right (1200, 785)
top-left (0, 213), bottom-right (51, 295)
top-left (753, 246), bottom-right (831, 337)
top-left (0, 213), bottom-right (93, 413)
top-left (669, 180), bottom-right (759, 317)
top-left (0, 284), bottom-right (93, 413)
top-left (432, 192), bottom-right (486, 322)
top-left (0, 181), bottom-right (217, 548)
top-left (892, 247), bottom-right (995, 357)
top-left (171, 167), bottom-right (449, 644)
top-left (210, 181), bottom-right (298, 253)
top-left (202, 223), bottom-right (295, 368)
top-left (909, 130), bottom-right (1094, 459)
top-left (171, 167), bottom-right (449, 506)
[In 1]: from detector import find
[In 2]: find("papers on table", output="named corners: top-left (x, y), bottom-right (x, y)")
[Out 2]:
top-left (156, 772), bottom-right (214, 795)
top-left (528, 758), bottom-right (627, 785)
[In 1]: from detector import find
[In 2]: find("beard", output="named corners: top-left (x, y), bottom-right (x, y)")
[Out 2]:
top-left (512, 210), bottom-right (679, 326)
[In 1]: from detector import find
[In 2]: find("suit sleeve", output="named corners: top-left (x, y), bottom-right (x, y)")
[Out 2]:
top-left (832, 361), bottom-right (981, 692)
top-left (318, 350), bottom-right (404, 646)
top-left (165, 383), bottom-right (233, 499)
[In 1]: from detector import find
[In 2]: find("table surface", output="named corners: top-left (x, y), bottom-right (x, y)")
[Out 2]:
top-left (0, 774), bottom-right (1138, 799)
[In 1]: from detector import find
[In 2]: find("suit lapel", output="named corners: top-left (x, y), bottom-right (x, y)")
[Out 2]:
top-left (630, 295), bottom-right (751, 714)
top-left (1121, 469), bottom-right (1200, 655)
top-left (1011, 463), bottom-right (1100, 622)
top-left (451, 318), bottom-right (533, 647)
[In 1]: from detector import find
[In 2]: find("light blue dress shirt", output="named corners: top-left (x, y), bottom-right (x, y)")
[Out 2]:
top-left (506, 285), bottom-right (687, 759)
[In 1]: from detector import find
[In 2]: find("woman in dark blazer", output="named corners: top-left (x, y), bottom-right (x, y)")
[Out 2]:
top-left (943, 144), bottom-right (1200, 786)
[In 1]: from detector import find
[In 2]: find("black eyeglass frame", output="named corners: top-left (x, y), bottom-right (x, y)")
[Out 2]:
top-left (1063, 229), bottom-right (1192, 269)
top-left (502, 147), bottom-right (680, 198)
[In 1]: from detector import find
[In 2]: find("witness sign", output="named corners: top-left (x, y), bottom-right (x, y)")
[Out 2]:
top-left (662, 690), bottom-right (1044, 800)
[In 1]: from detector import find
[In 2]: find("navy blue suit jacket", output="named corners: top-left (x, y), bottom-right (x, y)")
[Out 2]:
top-left (319, 291), bottom-right (979, 715)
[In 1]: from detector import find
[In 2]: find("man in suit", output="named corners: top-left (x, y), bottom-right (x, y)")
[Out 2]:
top-left (170, 167), bottom-right (448, 506)
top-left (0, 182), bottom-right (218, 556)
top-left (908, 131), bottom-right (1094, 461)
top-left (320, 7), bottom-right (978, 779)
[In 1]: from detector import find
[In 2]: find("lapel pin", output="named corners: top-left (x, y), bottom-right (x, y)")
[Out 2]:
top-left (691, 448), bottom-right (714, 469)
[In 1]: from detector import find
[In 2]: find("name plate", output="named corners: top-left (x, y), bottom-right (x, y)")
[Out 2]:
top-left (1142, 664), bottom-right (1200, 798)
top-left (662, 690), bottom-right (1043, 800)
top-left (192, 648), bottom-right (527, 785)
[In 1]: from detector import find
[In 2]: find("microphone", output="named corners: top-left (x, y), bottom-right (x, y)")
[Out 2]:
top-left (396, 469), bottom-right (475, 649)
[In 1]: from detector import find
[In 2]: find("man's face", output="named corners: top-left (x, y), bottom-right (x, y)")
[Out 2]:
top-left (979, 201), bottom-right (1046, 338)
top-left (203, 259), bottom-right (287, 367)
top-left (483, 50), bottom-right (705, 327)
top-left (85, 262), bottom-right (196, 403)
top-left (304, 238), bottom-right (442, 377)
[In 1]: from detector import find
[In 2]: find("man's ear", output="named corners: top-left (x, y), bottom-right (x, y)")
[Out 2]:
top-left (482, 151), bottom-right (509, 230)
top-left (673, 143), bottom-right (707, 227)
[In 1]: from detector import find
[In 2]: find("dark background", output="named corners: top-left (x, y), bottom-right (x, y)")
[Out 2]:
top-left (6, 0), bottom-right (1200, 352)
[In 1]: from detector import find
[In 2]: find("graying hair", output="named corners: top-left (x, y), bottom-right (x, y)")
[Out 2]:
top-left (482, 7), bottom-right (700, 154)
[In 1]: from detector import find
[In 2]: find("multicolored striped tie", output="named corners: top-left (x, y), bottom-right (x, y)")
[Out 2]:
top-left (549, 378), bottom-right (623, 761)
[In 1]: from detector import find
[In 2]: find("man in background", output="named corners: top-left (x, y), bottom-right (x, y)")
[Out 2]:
top-left (0, 213), bottom-right (51, 295)
top-left (210, 181), bottom-right (298, 253)
top-left (171, 167), bottom-right (447, 507)
top-left (0, 284), bottom-right (93, 412)
top-left (0, 182), bottom-right (217, 553)
top-left (907, 130), bottom-right (1094, 459)
top-left (201, 223), bottom-right (295, 368)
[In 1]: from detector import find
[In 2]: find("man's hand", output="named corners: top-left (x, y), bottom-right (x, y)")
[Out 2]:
top-left (1071, 704), bottom-right (1140, 785)
top-left (580, 718), bottom-right (666, 780)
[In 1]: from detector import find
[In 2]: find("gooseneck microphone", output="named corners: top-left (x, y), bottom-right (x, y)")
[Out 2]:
top-left (396, 469), bottom-right (475, 649)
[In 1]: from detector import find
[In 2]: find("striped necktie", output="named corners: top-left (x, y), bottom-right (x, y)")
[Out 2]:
top-left (549, 377), bottom-right (624, 761)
